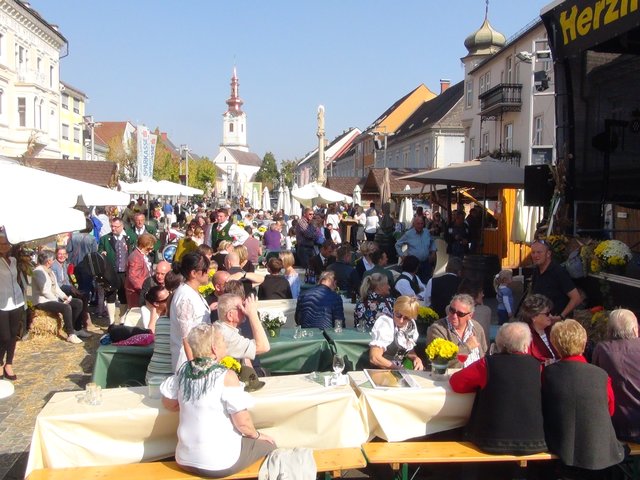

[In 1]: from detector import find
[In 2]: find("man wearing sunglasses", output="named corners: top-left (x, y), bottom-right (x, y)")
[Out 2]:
top-left (530, 240), bottom-right (581, 320)
top-left (427, 293), bottom-right (487, 368)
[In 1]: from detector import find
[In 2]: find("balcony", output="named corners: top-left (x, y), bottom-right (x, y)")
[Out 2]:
top-left (17, 69), bottom-right (47, 87)
top-left (481, 149), bottom-right (522, 167)
top-left (478, 83), bottom-right (522, 119)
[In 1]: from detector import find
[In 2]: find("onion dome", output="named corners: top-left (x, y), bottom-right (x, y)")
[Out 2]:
top-left (464, 16), bottom-right (506, 56)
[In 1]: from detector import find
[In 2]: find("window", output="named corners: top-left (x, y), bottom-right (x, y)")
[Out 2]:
top-left (62, 154), bottom-right (69, 160)
top-left (403, 151), bottom-right (409, 168)
top-left (465, 80), bottom-right (473, 108)
top-left (479, 72), bottom-right (491, 94)
top-left (16, 45), bottom-right (25, 70)
top-left (229, 123), bottom-right (234, 133)
top-left (74, 126), bottom-right (81, 143)
top-left (505, 56), bottom-right (513, 83)
top-left (503, 123), bottom-right (513, 151)
top-left (36, 99), bottom-right (42, 130)
top-left (424, 145), bottom-right (430, 167)
top-left (481, 132), bottom-right (489, 155)
top-left (50, 105), bottom-right (57, 139)
top-left (62, 123), bottom-right (69, 140)
top-left (533, 116), bottom-right (543, 145)
top-left (0, 89), bottom-right (3, 116)
top-left (469, 137), bottom-right (476, 160)
top-left (62, 93), bottom-right (68, 109)
top-left (17, 97), bottom-right (26, 127)
top-left (0, 33), bottom-right (3, 58)
top-left (73, 97), bottom-right (79, 114)
top-left (515, 63), bottom-right (521, 83)
top-left (49, 66), bottom-right (53, 88)
top-left (37, 57), bottom-right (41, 72)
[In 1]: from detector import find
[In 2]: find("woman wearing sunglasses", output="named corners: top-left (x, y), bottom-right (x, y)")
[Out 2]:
top-left (369, 295), bottom-right (424, 370)
top-left (519, 294), bottom-right (558, 364)
top-left (427, 293), bottom-right (487, 368)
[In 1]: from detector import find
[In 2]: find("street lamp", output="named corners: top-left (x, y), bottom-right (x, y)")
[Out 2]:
top-left (180, 144), bottom-right (190, 185)
top-left (83, 115), bottom-right (102, 160)
top-left (369, 126), bottom-right (395, 168)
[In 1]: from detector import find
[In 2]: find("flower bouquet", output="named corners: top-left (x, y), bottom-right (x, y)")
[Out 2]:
top-left (219, 356), bottom-right (241, 373)
top-left (590, 239), bottom-right (632, 274)
top-left (425, 338), bottom-right (458, 375)
top-left (198, 283), bottom-right (214, 296)
top-left (259, 311), bottom-right (286, 337)
top-left (416, 306), bottom-right (439, 326)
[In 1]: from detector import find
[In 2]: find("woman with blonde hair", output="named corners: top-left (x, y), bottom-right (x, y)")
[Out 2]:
top-left (369, 295), bottom-right (423, 370)
top-left (212, 240), bottom-right (233, 272)
top-left (234, 245), bottom-right (255, 273)
top-left (354, 273), bottom-right (394, 331)
top-left (279, 251), bottom-right (300, 298)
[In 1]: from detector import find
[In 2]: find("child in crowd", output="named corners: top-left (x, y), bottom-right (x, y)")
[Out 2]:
top-left (494, 269), bottom-right (514, 325)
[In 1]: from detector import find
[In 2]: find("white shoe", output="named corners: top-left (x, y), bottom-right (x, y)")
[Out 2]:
top-left (75, 329), bottom-right (92, 338)
top-left (67, 334), bottom-right (83, 344)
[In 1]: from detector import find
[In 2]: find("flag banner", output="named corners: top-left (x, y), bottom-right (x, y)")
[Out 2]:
top-left (136, 125), bottom-right (152, 180)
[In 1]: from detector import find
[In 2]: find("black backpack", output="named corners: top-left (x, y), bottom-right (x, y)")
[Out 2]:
top-left (80, 252), bottom-right (120, 292)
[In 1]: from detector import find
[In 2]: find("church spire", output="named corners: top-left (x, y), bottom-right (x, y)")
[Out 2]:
top-left (225, 67), bottom-right (244, 115)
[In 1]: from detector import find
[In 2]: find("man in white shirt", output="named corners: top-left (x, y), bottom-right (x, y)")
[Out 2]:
top-left (392, 255), bottom-right (426, 303)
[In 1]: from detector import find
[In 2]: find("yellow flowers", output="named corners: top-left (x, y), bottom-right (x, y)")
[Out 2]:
top-left (425, 338), bottom-right (458, 362)
top-left (237, 221), bottom-right (245, 228)
top-left (219, 356), bottom-right (241, 373)
top-left (417, 306), bottom-right (439, 325)
top-left (590, 239), bottom-right (632, 272)
top-left (198, 283), bottom-right (214, 296)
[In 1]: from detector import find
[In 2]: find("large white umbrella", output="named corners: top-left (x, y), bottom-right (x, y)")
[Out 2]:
top-left (290, 184), bottom-right (302, 217)
top-left (399, 157), bottom-right (525, 188)
top-left (262, 186), bottom-right (271, 211)
top-left (276, 186), bottom-right (284, 212)
top-left (157, 180), bottom-right (203, 197)
top-left (398, 185), bottom-right (413, 228)
top-left (353, 184), bottom-right (362, 206)
top-left (251, 187), bottom-right (260, 209)
top-left (0, 206), bottom-right (86, 244)
top-left (291, 182), bottom-right (353, 207)
top-left (283, 185), bottom-right (292, 216)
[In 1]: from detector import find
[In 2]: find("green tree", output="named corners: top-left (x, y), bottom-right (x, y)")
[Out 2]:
top-left (153, 140), bottom-right (180, 182)
top-left (106, 136), bottom-right (137, 182)
top-left (189, 157), bottom-right (216, 194)
top-left (280, 159), bottom-right (298, 187)
top-left (254, 152), bottom-right (278, 190)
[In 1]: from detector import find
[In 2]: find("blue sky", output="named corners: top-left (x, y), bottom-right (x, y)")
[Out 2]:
top-left (33, 1), bottom-right (548, 163)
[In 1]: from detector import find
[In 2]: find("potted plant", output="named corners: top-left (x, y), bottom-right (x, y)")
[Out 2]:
top-left (259, 311), bottom-right (286, 337)
top-left (425, 338), bottom-right (458, 376)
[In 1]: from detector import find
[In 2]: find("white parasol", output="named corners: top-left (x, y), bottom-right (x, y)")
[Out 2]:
top-left (283, 185), bottom-right (292, 216)
top-left (398, 185), bottom-right (414, 228)
top-left (290, 184), bottom-right (302, 217)
top-left (277, 186), bottom-right (284, 212)
top-left (291, 182), bottom-right (353, 207)
top-left (251, 187), bottom-right (260, 209)
top-left (262, 186), bottom-right (271, 211)
top-left (353, 184), bottom-right (362, 206)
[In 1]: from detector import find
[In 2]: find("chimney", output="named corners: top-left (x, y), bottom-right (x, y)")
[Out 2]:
top-left (440, 79), bottom-right (451, 94)
top-left (160, 132), bottom-right (168, 141)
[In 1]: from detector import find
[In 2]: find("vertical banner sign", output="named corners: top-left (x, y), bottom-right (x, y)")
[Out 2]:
top-left (148, 133), bottom-right (157, 178)
top-left (136, 125), bottom-right (152, 181)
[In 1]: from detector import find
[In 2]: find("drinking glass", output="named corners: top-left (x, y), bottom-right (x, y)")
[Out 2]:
top-left (332, 354), bottom-right (345, 379)
top-left (293, 326), bottom-right (302, 340)
top-left (334, 319), bottom-right (343, 334)
top-left (457, 353), bottom-right (469, 365)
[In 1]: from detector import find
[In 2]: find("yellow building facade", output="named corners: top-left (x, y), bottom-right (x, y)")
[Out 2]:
top-left (58, 81), bottom-right (87, 159)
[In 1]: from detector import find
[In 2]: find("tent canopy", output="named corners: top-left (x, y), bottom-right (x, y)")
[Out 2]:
top-left (399, 158), bottom-right (525, 188)
top-left (119, 179), bottom-right (202, 197)
top-left (291, 182), bottom-right (353, 207)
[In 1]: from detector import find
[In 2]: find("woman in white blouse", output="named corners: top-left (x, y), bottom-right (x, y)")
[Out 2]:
top-left (161, 323), bottom-right (275, 477)
top-left (369, 295), bottom-right (424, 370)
top-left (170, 251), bottom-right (212, 373)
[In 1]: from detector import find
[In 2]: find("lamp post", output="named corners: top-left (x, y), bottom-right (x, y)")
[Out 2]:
top-left (317, 105), bottom-right (325, 185)
top-left (370, 126), bottom-right (394, 168)
top-left (82, 115), bottom-right (101, 160)
top-left (180, 144), bottom-right (190, 186)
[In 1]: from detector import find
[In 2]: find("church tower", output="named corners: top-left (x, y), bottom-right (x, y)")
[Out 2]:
top-left (221, 67), bottom-right (248, 152)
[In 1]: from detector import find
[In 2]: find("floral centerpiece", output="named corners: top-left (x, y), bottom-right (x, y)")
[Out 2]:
top-left (425, 338), bottom-right (458, 375)
top-left (259, 311), bottom-right (286, 337)
top-left (416, 306), bottom-right (439, 326)
top-left (198, 283), bottom-right (214, 297)
top-left (590, 239), bottom-right (632, 274)
top-left (219, 356), bottom-right (241, 373)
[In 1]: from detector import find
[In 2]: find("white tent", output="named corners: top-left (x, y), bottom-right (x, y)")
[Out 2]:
top-left (157, 180), bottom-right (203, 196)
top-left (119, 179), bottom-right (202, 197)
top-left (290, 184), bottom-right (302, 217)
top-left (398, 185), bottom-right (414, 228)
top-left (276, 186), bottom-right (284, 212)
top-left (291, 182), bottom-right (353, 207)
top-left (283, 185), bottom-right (292, 216)
top-left (262, 187), bottom-right (271, 211)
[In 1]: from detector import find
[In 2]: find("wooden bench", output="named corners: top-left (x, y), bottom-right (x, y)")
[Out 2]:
top-left (363, 441), bottom-right (640, 480)
top-left (27, 447), bottom-right (367, 480)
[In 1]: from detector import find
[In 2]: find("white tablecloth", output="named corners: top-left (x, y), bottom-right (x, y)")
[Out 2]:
top-left (257, 298), bottom-right (356, 328)
top-left (26, 374), bottom-right (367, 476)
top-left (348, 370), bottom-right (474, 442)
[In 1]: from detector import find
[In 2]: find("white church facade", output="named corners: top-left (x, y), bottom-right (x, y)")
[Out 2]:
top-left (211, 68), bottom-right (261, 200)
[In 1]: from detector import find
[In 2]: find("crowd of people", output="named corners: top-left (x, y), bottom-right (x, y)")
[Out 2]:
top-left (0, 196), bottom-right (638, 478)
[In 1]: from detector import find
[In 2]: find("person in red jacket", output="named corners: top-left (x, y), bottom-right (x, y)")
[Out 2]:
top-left (519, 294), bottom-right (559, 364)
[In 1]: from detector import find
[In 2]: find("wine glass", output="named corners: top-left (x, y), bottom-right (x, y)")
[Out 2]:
top-left (332, 354), bottom-right (345, 381)
top-left (457, 353), bottom-right (468, 365)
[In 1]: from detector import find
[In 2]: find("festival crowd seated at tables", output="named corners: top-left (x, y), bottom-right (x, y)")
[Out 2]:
top-left (368, 295), bottom-right (423, 371)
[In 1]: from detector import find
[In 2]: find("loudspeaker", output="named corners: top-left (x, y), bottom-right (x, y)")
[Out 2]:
top-left (524, 164), bottom-right (554, 207)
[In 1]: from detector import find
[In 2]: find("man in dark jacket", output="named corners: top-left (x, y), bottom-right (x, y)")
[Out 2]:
top-left (295, 271), bottom-right (344, 329)
top-left (327, 245), bottom-right (359, 297)
top-left (308, 241), bottom-right (337, 278)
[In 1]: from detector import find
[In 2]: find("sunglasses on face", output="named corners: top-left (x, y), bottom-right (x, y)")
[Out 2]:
top-left (449, 307), bottom-right (471, 318)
